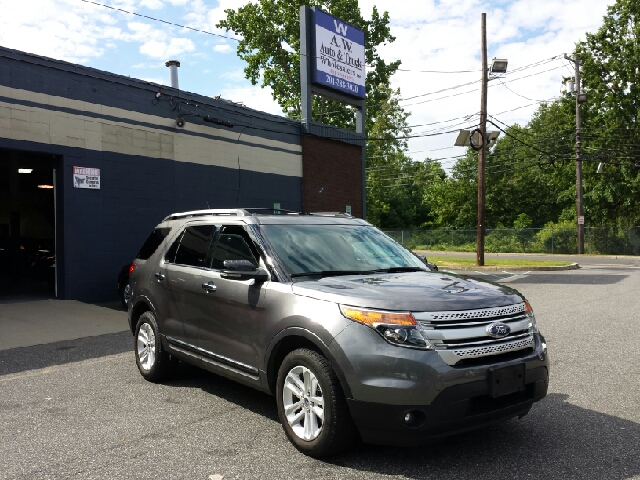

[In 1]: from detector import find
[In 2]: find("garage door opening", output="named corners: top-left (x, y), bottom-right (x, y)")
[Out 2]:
top-left (0, 148), bottom-right (59, 298)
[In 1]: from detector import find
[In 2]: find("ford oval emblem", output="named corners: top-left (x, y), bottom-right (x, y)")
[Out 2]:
top-left (486, 322), bottom-right (511, 338)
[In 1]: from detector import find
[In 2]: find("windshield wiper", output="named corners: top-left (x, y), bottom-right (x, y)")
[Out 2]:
top-left (290, 270), bottom-right (376, 278)
top-left (371, 267), bottom-right (426, 273)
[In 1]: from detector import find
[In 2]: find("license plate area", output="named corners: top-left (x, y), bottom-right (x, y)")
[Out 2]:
top-left (489, 363), bottom-right (525, 398)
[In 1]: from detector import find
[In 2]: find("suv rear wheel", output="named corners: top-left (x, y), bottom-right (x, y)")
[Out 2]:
top-left (276, 348), bottom-right (356, 457)
top-left (135, 311), bottom-right (172, 382)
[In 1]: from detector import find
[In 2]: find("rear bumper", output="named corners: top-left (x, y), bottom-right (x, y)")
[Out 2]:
top-left (348, 366), bottom-right (548, 446)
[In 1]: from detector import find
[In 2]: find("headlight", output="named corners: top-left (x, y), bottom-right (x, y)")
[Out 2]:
top-left (340, 305), bottom-right (434, 350)
top-left (525, 301), bottom-right (539, 334)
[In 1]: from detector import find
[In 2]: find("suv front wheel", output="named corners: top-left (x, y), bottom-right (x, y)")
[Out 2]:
top-left (276, 348), bottom-right (356, 457)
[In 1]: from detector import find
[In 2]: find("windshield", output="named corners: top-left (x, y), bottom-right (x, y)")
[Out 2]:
top-left (261, 224), bottom-right (426, 276)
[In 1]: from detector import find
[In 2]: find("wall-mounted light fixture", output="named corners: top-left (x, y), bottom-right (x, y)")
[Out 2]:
top-left (18, 168), bottom-right (33, 173)
top-left (38, 184), bottom-right (54, 189)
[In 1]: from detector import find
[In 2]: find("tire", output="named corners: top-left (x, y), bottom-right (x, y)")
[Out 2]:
top-left (134, 311), bottom-right (172, 382)
top-left (276, 348), bottom-right (357, 457)
top-left (120, 281), bottom-right (131, 309)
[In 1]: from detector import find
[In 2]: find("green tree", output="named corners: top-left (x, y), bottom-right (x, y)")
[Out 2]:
top-left (576, 0), bottom-right (640, 226)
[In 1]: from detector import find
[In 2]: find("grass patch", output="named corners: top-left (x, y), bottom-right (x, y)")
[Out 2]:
top-left (428, 257), bottom-right (573, 268)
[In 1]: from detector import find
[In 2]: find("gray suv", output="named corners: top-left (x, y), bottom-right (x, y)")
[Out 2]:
top-left (128, 209), bottom-right (549, 457)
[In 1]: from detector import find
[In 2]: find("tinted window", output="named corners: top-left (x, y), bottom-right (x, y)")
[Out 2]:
top-left (261, 225), bottom-right (425, 275)
top-left (174, 225), bottom-right (215, 268)
top-left (211, 226), bottom-right (259, 270)
top-left (164, 231), bottom-right (183, 264)
top-left (137, 228), bottom-right (171, 260)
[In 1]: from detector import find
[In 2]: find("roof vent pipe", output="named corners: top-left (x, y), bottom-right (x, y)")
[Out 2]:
top-left (165, 60), bottom-right (180, 89)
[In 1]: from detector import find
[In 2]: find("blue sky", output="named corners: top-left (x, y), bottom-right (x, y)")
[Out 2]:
top-left (0, 0), bottom-right (611, 162)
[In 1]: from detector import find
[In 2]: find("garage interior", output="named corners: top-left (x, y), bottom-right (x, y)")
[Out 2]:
top-left (0, 148), bottom-right (58, 298)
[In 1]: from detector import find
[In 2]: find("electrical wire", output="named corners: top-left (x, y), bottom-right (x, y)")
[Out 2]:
top-left (80, 0), bottom-right (239, 41)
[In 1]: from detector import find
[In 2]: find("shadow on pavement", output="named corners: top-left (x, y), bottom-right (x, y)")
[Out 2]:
top-left (327, 392), bottom-right (640, 479)
top-left (0, 331), bottom-right (132, 376)
top-left (163, 368), bottom-right (640, 480)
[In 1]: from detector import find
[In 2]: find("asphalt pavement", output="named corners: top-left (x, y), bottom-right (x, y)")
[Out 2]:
top-left (1, 265), bottom-right (639, 479)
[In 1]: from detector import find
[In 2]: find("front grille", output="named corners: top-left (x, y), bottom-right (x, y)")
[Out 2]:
top-left (451, 336), bottom-right (534, 359)
top-left (414, 303), bottom-right (535, 365)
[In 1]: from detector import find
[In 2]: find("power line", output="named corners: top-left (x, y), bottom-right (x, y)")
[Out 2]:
top-left (396, 68), bottom-right (477, 73)
top-left (80, 0), bottom-right (239, 41)
top-left (399, 55), bottom-right (562, 104)
top-left (401, 65), bottom-right (565, 108)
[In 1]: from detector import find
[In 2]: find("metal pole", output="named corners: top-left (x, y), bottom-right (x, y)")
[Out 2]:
top-left (575, 56), bottom-right (584, 254)
top-left (477, 13), bottom-right (488, 266)
top-left (299, 6), bottom-right (313, 128)
top-left (565, 53), bottom-right (585, 254)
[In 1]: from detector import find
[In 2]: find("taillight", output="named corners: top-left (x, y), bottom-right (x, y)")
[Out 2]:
top-left (128, 264), bottom-right (136, 275)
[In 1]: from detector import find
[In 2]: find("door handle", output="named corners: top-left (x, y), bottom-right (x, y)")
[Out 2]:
top-left (202, 282), bottom-right (216, 293)
top-left (155, 272), bottom-right (165, 281)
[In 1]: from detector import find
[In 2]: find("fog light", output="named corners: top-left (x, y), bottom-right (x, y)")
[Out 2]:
top-left (404, 412), bottom-right (414, 424)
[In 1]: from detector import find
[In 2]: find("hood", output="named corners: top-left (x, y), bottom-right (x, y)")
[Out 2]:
top-left (292, 271), bottom-right (523, 312)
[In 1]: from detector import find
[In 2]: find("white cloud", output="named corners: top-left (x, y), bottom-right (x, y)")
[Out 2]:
top-left (140, 37), bottom-right (195, 59)
top-left (214, 43), bottom-right (232, 53)
top-left (139, 0), bottom-right (164, 10)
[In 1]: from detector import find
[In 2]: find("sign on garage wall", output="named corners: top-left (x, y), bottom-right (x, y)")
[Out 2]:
top-left (73, 166), bottom-right (101, 189)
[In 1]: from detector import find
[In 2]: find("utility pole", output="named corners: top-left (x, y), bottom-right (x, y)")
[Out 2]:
top-left (477, 13), bottom-right (488, 266)
top-left (565, 53), bottom-right (584, 254)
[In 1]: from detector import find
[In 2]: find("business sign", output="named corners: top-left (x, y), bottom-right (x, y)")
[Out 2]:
top-left (73, 166), bottom-right (100, 189)
top-left (312, 9), bottom-right (365, 98)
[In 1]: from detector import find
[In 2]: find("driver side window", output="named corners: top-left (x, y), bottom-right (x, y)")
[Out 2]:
top-left (211, 226), bottom-right (260, 270)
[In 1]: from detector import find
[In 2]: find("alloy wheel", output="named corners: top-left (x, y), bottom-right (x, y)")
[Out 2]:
top-left (137, 323), bottom-right (156, 371)
top-left (282, 365), bottom-right (325, 441)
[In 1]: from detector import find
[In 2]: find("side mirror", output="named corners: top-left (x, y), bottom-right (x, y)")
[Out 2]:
top-left (221, 259), bottom-right (269, 282)
top-left (415, 254), bottom-right (438, 272)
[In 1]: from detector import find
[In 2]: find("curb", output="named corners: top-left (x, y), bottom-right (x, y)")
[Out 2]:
top-left (439, 263), bottom-right (580, 272)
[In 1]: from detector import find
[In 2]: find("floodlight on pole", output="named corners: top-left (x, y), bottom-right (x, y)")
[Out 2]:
top-left (490, 58), bottom-right (508, 74)
top-left (454, 129), bottom-right (500, 148)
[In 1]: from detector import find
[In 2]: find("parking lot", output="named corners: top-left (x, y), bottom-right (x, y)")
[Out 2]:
top-left (1, 264), bottom-right (639, 479)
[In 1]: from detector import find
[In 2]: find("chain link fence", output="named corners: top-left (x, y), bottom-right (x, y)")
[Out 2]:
top-left (383, 226), bottom-right (640, 255)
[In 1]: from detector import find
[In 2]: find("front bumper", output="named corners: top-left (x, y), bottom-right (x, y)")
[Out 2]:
top-left (329, 322), bottom-right (549, 446)
top-left (349, 366), bottom-right (547, 446)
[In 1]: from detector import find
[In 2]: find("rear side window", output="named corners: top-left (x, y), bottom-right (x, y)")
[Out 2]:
top-left (211, 226), bottom-right (259, 270)
top-left (174, 225), bottom-right (215, 268)
top-left (137, 228), bottom-right (171, 260)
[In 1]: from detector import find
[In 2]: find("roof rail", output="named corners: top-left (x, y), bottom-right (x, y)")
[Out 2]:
top-left (162, 207), bottom-right (305, 221)
top-left (308, 212), bottom-right (354, 218)
top-left (163, 209), bottom-right (248, 221)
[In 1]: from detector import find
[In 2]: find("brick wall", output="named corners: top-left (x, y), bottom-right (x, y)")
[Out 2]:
top-left (301, 135), bottom-right (363, 218)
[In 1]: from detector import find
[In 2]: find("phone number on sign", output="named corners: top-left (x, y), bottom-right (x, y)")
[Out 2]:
top-left (323, 74), bottom-right (360, 94)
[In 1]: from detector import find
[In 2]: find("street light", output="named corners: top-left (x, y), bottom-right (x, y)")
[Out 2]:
top-left (490, 58), bottom-right (508, 74)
